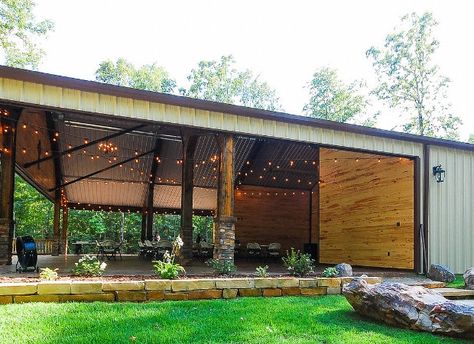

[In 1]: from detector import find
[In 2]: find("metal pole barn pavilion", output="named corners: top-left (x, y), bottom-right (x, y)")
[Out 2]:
top-left (0, 66), bottom-right (472, 273)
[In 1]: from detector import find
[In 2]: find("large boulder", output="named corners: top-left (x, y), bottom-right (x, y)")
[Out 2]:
top-left (464, 267), bottom-right (474, 290)
top-left (335, 263), bottom-right (352, 277)
top-left (428, 264), bottom-right (455, 283)
top-left (343, 279), bottom-right (474, 339)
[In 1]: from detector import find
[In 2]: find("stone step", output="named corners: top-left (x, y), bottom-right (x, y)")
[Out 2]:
top-left (436, 288), bottom-right (474, 299)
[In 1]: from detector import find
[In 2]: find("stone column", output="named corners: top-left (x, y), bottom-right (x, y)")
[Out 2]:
top-left (213, 134), bottom-right (236, 262)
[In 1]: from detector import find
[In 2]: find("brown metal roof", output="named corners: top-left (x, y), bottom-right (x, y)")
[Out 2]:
top-left (0, 66), bottom-right (473, 152)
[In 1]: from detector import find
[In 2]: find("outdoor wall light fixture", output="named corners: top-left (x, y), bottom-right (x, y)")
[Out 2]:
top-left (432, 165), bottom-right (446, 183)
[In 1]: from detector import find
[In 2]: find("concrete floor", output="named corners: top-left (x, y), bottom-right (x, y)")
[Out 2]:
top-left (1, 254), bottom-right (430, 282)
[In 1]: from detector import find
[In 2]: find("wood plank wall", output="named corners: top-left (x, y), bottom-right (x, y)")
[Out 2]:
top-left (235, 185), bottom-right (311, 251)
top-left (318, 148), bottom-right (415, 269)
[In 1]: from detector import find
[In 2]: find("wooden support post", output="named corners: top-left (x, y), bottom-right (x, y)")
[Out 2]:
top-left (213, 134), bottom-right (236, 262)
top-left (0, 107), bottom-right (21, 265)
top-left (51, 199), bottom-right (61, 256)
top-left (145, 139), bottom-right (162, 241)
top-left (61, 207), bottom-right (69, 255)
top-left (141, 212), bottom-right (147, 242)
top-left (180, 134), bottom-right (198, 262)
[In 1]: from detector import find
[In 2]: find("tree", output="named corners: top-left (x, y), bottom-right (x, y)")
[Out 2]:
top-left (182, 55), bottom-right (281, 111)
top-left (303, 67), bottom-right (375, 126)
top-left (367, 12), bottom-right (461, 139)
top-left (95, 58), bottom-right (176, 93)
top-left (469, 134), bottom-right (474, 144)
top-left (0, 0), bottom-right (53, 69)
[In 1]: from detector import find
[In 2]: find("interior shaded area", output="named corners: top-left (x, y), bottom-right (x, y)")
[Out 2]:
top-left (3, 106), bottom-right (416, 270)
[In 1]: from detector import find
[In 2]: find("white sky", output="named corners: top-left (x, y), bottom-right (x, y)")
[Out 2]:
top-left (33, 0), bottom-right (473, 140)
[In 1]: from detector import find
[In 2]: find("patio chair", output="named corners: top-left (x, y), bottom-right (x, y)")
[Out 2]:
top-left (99, 240), bottom-right (120, 261)
top-left (155, 240), bottom-right (172, 260)
top-left (199, 241), bottom-right (213, 259)
top-left (267, 242), bottom-right (281, 259)
top-left (246, 242), bottom-right (262, 258)
top-left (138, 241), bottom-right (147, 259)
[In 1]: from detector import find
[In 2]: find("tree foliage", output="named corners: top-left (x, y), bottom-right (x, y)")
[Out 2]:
top-left (468, 134), bottom-right (474, 144)
top-left (303, 67), bottom-right (375, 126)
top-left (0, 0), bottom-right (53, 69)
top-left (367, 12), bottom-right (461, 139)
top-left (95, 58), bottom-right (176, 93)
top-left (182, 55), bottom-right (281, 111)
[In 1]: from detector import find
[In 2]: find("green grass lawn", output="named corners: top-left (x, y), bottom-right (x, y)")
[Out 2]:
top-left (0, 296), bottom-right (468, 344)
top-left (447, 275), bottom-right (465, 289)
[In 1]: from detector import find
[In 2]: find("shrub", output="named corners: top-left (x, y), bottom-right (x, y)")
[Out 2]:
top-left (73, 255), bottom-right (107, 276)
top-left (206, 259), bottom-right (236, 276)
top-left (153, 236), bottom-right (185, 279)
top-left (322, 267), bottom-right (338, 278)
top-left (39, 267), bottom-right (59, 281)
top-left (255, 265), bottom-right (269, 277)
top-left (282, 248), bottom-right (314, 277)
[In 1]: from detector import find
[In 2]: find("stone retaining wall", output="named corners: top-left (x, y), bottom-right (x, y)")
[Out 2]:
top-left (0, 277), bottom-right (382, 304)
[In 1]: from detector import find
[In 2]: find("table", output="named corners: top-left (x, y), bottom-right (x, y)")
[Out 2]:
top-left (72, 241), bottom-right (92, 255)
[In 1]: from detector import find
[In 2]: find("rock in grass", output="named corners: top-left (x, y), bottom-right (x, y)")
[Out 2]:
top-left (428, 264), bottom-right (455, 283)
top-left (464, 267), bottom-right (474, 290)
top-left (343, 279), bottom-right (474, 339)
top-left (335, 263), bottom-right (352, 277)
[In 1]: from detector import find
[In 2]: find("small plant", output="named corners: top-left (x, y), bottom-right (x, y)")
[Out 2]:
top-left (282, 248), bottom-right (314, 277)
top-left (255, 265), bottom-right (269, 277)
top-left (73, 255), bottom-right (107, 276)
top-left (206, 259), bottom-right (236, 276)
top-left (322, 267), bottom-right (338, 278)
top-left (39, 267), bottom-right (59, 281)
top-left (153, 236), bottom-right (185, 279)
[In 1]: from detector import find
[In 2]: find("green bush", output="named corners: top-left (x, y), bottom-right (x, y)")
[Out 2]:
top-left (72, 255), bottom-right (106, 276)
top-left (206, 259), bottom-right (236, 276)
top-left (152, 236), bottom-right (185, 279)
top-left (322, 267), bottom-right (338, 277)
top-left (282, 248), bottom-right (314, 277)
top-left (153, 260), bottom-right (185, 279)
top-left (255, 265), bottom-right (269, 277)
top-left (39, 267), bottom-right (59, 281)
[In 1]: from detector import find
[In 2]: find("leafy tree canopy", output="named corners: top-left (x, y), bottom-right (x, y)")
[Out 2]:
top-left (303, 67), bottom-right (375, 126)
top-left (95, 58), bottom-right (176, 93)
top-left (181, 55), bottom-right (281, 111)
top-left (468, 134), bottom-right (474, 144)
top-left (367, 12), bottom-right (461, 139)
top-left (0, 0), bottom-right (53, 69)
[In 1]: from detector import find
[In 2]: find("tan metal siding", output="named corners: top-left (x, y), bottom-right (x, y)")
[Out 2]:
top-left (429, 146), bottom-right (474, 273)
top-left (0, 77), bottom-right (424, 158)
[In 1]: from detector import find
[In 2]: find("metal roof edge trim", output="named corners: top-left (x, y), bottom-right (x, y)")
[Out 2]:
top-left (0, 65), bottom-right (473, 152)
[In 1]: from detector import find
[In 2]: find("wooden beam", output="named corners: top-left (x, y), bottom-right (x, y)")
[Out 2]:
top-left (146, 138), bottom-right (162, 240)
top-left (180, 134), bottom-right (199, 261)
top-left (52, 198), bottom-right (61, 256)
top-left (217, 135), bottom-right (235, 218)
top-left (61, 207), bottom-right (69, 255)
top-left (214, 134), bottom-right (236, 262)
top-left (48, 150), bottom-right (154, 192)
top-left (141, 212), bottom-right (147, 242)
top-left (24, 124), bottom-right (146, 168)
top-left (0, 106), bottom-right (21, 265)
top-left (234, 138), bottom-right (264, 187)
top-left (67, 202), bottom-right (214, 216)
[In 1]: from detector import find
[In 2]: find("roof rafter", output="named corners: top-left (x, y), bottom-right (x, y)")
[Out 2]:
top-left (24, 123), bottom-right (147, 168)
